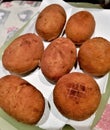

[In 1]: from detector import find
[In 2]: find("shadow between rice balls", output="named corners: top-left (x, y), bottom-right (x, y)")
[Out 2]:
top-left (78, 37), bottom-right (110, 77)
top-left (65, 10), bottom-right (95, 46)
top-left (53, 72), bottom-right (101, 121)
top-left (40, 37), bottom-right (77, 83)
top-left (2, 33), bottom-right (44, 75)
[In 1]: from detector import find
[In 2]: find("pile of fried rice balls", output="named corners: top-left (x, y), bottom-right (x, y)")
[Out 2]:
top-left (0, 4), bottom-right (110, 125)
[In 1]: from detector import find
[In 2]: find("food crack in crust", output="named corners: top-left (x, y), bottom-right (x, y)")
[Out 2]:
top-left (66, 83), bottom-right (86, 100)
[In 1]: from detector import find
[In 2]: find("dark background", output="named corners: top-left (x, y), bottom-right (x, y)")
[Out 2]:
top-left (2, 0), bottom-right (100, 4)
top-left (64, 0), bottom-right (100, 4)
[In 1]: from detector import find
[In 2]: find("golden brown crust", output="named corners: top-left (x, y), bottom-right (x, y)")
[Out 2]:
top-left (78, 37), bottom-right (110, 77)
top-left (65, 11), bottom-right (95, 45)
top-left (0, 75), bottom-right (45, 124)
top-left (40, 37), bottom-right (77, 82)
top-left (2, 33), bottom-right (44, 74)
top-left (35, 4), bottom-right (66, 41)
top-left (53, 72), bottom-right (101, 121)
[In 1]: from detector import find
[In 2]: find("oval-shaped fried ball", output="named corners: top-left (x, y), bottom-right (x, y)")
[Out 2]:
top-left (35, 4), bottom-right (66, 41)
top-left (78, 37), bottom-right (110, 77)
top-left (65, 11), bottom-right (95, 45)
top-left (2, 33), bottom-right (44, 75)
top-left (53, 72), bottom-right (101, 121)
top-left (0, 75), bottom-right (45, 124)
top-left (40, 37), bottom-right (77, 83)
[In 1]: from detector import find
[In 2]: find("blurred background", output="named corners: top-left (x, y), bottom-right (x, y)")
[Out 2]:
top-left (1, 0), bottom-right (110, 8)
top-left (64, 0), bottom-right (110, 8)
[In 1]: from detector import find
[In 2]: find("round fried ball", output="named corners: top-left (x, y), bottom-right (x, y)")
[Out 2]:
top-left (35, 4), bottom-right (66, 41)
top-left (65, 11), bottom-right (95, 45)
top-left (2, 33), bottom-right (44, 75)
top-left (53, 72), bottom-right (101, 121)
top-left (0, 75), bottom-right (45, 124)
top-left (78, 37), bottom-right (110, 77)
top-left (40, 37), bottom-right (77, 82)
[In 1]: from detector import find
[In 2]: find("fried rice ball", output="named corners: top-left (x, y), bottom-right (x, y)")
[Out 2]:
top-left (35, 4), bottom-right (66, 41)
top-left (53, 72), bottom-right (101, 121)
top-left (65, 11), bottom-right (95, 45)
top-left (0, 75), bottom-right (45, 124)
top-left (2, 33), bottom-right (44, 75)
top-left (40, 37), bottom-right (77, 82)
top-left (78, 37), bottom-right (110, 77)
